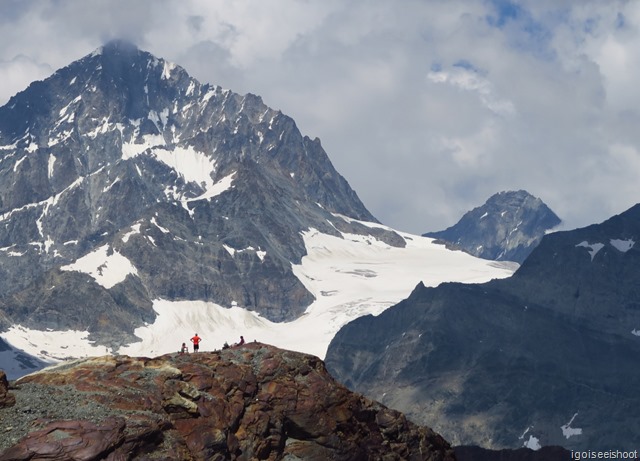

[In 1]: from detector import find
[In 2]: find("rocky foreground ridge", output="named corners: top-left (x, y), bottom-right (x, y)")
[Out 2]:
top-left (0, 343), bottom-right (454, 461)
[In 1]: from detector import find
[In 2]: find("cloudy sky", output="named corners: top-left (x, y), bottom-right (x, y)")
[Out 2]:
top-left (1, 0), bottom-right (639, 234)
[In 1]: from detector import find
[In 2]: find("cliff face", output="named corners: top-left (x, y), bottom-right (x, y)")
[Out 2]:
top-left (0, 343), bottom-right (454, 461)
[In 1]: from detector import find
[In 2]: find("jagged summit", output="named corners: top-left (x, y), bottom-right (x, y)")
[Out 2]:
top-left (0, 42), bottom-right (398, 350)
top-left (424, 190), bottom-right (561, 263)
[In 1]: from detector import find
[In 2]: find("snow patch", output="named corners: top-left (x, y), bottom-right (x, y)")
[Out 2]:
top-left (0, 246), bottom-right (26, 257)
top-left (26, 141), bottom-right (38, 153)
top-left (161, 60), bottom-right (176, 79)
top-left (85, 117), bottom-right (111, 138)
top-left (13, 155), bottom-right (26, 172)
top-left (561, 413), bottom-right (583, 439)
top-left (0, 325), bottom-right (111, 379)
top-left (610, 238), bottom-right (634, 253)
top-left (151, 217), bottom-right (170, 233)
top-left (60, 245), bottom-right (138, 288)
top-left (151, 145), bottom-right (216, 190)
top-left (523, 435), bottom-right (541, 450)
top-left (121, 133), bottom-right (165, 158)
top-left (576, 241), bottom-right (605, 261)
top-left (121, 223), bottom-right (142, 243)
top-left (184, 171), bottom-right (236, 203)
top-left (103, 177), bottom-right (120, 193)
top-left (47, 154), bottom-right (56, 178)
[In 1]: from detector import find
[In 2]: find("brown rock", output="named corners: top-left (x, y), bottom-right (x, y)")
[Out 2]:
top-left (0, 417), bottom-right (126, 460)
top-left (0, 344), bottom-right (456, 460)
top-left (0, 371), bottom-right (14, 409)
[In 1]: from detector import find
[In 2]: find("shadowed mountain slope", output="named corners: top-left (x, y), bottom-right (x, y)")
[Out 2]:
top-left (327, 204), bottom-right (640, 451)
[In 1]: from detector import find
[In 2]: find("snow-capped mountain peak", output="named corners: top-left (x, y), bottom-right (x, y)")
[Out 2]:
top-left (0, 42), bottom-right (516, 379)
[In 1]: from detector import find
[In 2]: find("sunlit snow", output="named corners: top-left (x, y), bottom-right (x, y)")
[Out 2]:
top-left (47, 154), bottom-right (56, 178)
top-left (0, 326), bottom-right (107, 379)
top-left (119, 225), bottom-right (514, 359)
top-left (121, 223), bottom-right (142, 243)
top-left (183, 171), bottom-right (235, 203)
top-left (125, 143), bottom-right (220, 199)
top-left (121, 133), bottom-right (165, 158)
top-left (1, 222), bottom-right (516, 378)
top-left (60, 244), bottom-right (138, 289)
top-left (2, 325), bottom-right (104, 360)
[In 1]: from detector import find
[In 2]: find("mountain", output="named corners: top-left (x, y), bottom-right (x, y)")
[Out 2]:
top-left (0, 344), bottom-right (456, 460)
top-left (423, 190), bottom-right (561, 263)
top-left (326, 204), bottom-right (640, 451)
top-left (0, 40), bottom-right (397, 343)
top-left (0, 41), bottom-right (516, 379)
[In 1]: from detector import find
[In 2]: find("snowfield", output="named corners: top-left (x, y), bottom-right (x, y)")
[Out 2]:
top-left (0, 222), bottom-right (516, 379)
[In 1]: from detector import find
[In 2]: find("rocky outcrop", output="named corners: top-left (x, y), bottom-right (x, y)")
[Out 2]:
top-left (424, 190), bottom-right (560, 263)
top-left (0, 371), bottom-right (14, 409)
top-left (0, 343), bottom-right (455, 460)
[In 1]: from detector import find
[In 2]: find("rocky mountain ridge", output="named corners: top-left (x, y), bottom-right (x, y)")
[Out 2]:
top-left (327, 203), bottom-right (640, 451)
top-left (0, 40), bottom-right (404, 348)
top-left (424, 190), bottom-right (561, 263)
top-left (0, 343), bottom-right (455, 460)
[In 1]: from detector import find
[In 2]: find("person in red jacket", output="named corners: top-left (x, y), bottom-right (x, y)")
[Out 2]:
top-left (190, 333), bottom-right (201, 352)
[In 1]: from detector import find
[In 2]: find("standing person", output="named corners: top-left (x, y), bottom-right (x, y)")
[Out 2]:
top-left (190, 333), bottom-right (201, 352)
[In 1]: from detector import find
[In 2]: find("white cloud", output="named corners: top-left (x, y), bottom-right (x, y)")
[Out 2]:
top-left (427, 67), bottom-right (516, 116)
top-left (1, 1), bottom-right (639, 233)
top-left (0, 55), bottom-right (52, 102)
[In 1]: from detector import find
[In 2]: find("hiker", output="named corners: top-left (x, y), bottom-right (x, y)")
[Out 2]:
top-left (238, 335), bottom-right (245, 346)
top-left (190, 333), bottom-right (201, 352)
top-left (179, 343), bottom-right (188, 354)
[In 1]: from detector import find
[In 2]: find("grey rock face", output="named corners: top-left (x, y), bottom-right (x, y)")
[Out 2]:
top-left (326, 204), bottom-right (640, 451)
top-left (424, 190), bottom-right (561, 263)
top-left (0, 40), bottom-right (403, 346)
